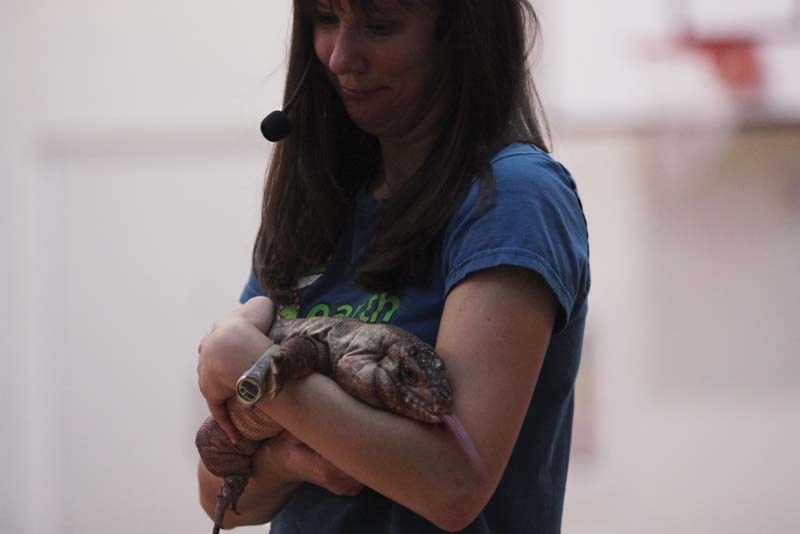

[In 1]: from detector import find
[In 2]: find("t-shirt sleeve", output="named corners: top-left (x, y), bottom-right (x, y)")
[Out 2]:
top-left (441, 146), bottom-right (590, 333)
top-left (239, 270), bottom-right (265, 304)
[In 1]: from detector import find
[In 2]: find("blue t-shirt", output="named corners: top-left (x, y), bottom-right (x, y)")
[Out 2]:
top-left (240, 143), bottom-right (590, 533)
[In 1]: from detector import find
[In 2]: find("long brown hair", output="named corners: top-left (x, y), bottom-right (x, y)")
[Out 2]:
top-left (254, 0), bottom-right (549, 304)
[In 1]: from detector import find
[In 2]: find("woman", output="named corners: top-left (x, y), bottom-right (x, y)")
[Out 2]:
top-left (197, 0), bottom-right (590, 532)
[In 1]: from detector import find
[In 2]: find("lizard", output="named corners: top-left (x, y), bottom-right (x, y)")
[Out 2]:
top-left (195, 317), bottom-right (485, 534)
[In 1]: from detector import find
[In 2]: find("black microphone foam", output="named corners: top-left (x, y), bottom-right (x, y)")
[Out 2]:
top-left (261, 110), bottom-right (292, 142)
top-left (260, 59), bottom-right (314, 142)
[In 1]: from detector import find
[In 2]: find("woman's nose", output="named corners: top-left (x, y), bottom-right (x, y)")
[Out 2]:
top-left (328, 25), bottom-right (367, 75)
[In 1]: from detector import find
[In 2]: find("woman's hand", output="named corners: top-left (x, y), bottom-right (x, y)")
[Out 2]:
top-left (253, 431), bottom-right (364, 497)
top-left (197, 296), bottom-right (277, 444)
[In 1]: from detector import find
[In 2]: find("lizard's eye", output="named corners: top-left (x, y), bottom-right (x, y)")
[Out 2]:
top-left (399, 363), bottom-right (417, 382)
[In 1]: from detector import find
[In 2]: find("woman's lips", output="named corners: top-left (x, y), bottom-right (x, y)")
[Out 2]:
top-left (340, 86), bottom-right (384, 100)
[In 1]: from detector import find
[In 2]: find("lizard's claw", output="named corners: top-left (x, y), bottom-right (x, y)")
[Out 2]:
top-left (213, 474), bottom-right (248, 533)
top-left (268, 353), bottom-right (285, 398)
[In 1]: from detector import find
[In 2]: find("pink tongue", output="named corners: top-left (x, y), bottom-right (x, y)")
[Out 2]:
top-left (440, 414), bottom-right (489, 484)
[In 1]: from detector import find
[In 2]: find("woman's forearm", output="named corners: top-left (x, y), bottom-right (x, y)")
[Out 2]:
top-left (198, 313), bottom-right (493, 530)
top-left (254, 375), bottom-right (490, 531)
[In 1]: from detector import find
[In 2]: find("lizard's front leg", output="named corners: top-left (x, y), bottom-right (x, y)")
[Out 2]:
top-left (267, 335), bottom-right (331, 397)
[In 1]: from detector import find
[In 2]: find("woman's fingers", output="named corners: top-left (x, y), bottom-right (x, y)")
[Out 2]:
top-left (198, 360), bottom-right (241, 444)
top-left (254, 432), bottom-right (364, 496)
top-left (306, 451), bottom-right (365, 496)
top-left (196, 321), bottom-right (251, 445)
top-left (195, 303), bottom-right (275, 451)
top-left (283, 436), bottom-right (365, 496)
top-left (207, 401), bottom-right (242, 446)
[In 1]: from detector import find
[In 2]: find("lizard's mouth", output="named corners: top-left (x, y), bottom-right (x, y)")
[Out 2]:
top-left (393, 385), bottom-right (452, 424)
top-left (374, 367), bottom-right (452, 423)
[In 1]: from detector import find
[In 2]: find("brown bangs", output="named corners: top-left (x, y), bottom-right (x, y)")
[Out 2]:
top-left (297, 0), bottom-right (435, 18)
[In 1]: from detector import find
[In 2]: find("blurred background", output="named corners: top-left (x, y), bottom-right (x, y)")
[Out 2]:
top-left (1, 1), bottom-right (798, 533)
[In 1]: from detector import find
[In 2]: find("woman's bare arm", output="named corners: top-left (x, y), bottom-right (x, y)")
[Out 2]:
top-left (198, 265), bottom-right (556, 531)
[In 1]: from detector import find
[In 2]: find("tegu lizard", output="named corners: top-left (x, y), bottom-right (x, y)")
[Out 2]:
top-left (195, 317), bottom-right (484, 534)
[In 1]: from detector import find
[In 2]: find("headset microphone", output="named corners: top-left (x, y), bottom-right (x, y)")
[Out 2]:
top-left (260, 59), bottom-right (314, 142)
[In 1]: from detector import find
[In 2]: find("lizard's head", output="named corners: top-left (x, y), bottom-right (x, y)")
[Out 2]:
top-left (375, 338), bottom-right (453, 423)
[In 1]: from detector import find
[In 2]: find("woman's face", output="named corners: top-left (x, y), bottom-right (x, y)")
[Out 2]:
top-left (312, 0), bottom-right (450, 139)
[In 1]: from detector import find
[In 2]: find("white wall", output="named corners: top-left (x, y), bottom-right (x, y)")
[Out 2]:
top-left (553, 129), bottom-right (800, 534)
top-left (2, 1), bottom-right (799, 533)
top-left (2, 2), bottom-right (287, 533)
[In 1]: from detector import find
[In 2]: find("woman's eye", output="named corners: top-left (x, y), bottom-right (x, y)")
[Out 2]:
top-left (314, 13), bottom-right (339, 27)
top-left (366, 21), bottom-right (397, 35)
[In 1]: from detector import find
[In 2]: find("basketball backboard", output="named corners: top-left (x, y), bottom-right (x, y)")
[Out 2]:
top-left (540, 0), bottom-right (800, 128)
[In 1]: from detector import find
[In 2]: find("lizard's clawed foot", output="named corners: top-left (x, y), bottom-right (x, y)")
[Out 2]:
top-left (268, 351), bottom-right (286, 398)
top-left (266, 336), bottom-right (329, 399)
top-left (213, 474), bottom-right (248, 534)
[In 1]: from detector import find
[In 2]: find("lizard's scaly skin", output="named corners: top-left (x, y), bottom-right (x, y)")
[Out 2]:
top-left (196, 317), bottom-right (479, 533)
